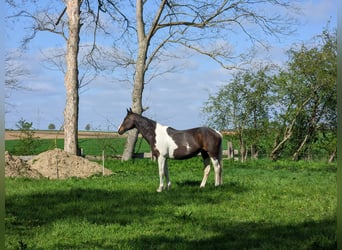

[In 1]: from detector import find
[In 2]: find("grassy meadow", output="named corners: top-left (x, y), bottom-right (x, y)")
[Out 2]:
top-left (5, 155), bottom-right (337, 249)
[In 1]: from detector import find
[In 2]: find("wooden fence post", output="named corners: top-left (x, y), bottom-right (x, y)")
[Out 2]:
top-left (102, 150), bottom-right (105, 176)
top-left (227, 141), bottom-right (233, 159)
top-left (234, 149), bottom-right (239, 161)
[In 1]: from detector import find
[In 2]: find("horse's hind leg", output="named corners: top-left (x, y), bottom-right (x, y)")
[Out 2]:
top-left (200, 152), bottom-right (211, 188)
top-left (210, 157), bottom-right (222, 186)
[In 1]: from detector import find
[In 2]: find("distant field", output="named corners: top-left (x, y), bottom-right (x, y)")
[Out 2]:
top-left (5, 130), bottom-right (121, 140)
top-left (5, 130), bottom-right (231, 157)
top-left (5, 137), bottom-right (151, 156)
top-left (5, 130), bottom-right (149, 156)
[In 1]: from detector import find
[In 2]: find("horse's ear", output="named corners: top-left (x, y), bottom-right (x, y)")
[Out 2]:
top-left (129, 108), bottom-right (133, 113)
top-left (126, 108), bottom-right (131, 113)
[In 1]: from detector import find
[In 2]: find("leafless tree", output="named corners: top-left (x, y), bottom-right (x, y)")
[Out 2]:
top-left (103, 0), bottom-right (298, 160)
top-left (60, 0), bottom-right (81, 155)
top-left (5, 50), bottom-right (30, 112)
top-left (6, 0), bottom-right (108, 155)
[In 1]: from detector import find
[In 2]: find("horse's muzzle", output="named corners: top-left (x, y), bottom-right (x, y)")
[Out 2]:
top-left (118, 128), bottom-right (124, 135)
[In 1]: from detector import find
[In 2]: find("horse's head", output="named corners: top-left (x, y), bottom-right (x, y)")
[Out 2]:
top-left (118, 108), bottom-right (136, 135)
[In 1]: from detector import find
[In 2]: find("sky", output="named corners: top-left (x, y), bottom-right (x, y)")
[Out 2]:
top-left (4, 0), bottom-right (337, 131)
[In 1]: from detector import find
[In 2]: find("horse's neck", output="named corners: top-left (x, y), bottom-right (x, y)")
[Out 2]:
top-left (134, 116), bottom-right (156, 145)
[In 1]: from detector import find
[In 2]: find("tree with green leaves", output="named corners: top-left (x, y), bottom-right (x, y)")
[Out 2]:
top-left (85, 124), bottom-right (91, 131)
top-left (203, 27), bottom-right (336, 161)
top-left (203, 66), bottom-right (274, 161)
top-left (15, 118), bottom-right (40, 155)
top-left (270, 27), bottom-right (336, 161)
top-left (48, 123), bottom-right (56, 130)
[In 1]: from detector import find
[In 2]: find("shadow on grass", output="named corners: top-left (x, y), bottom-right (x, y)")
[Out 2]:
top-left (125, 219), bottom-right (336, 250)
top-left (6, 187), bottom-right (159, 227)
top-left (6, 182), bottom-right (245, 227)
top-left (6, 182), bottom-right (336, 249)
top-left (176, 180), bottom-right (200, 187)
top-left (176, 180), bottom-right (249, 194)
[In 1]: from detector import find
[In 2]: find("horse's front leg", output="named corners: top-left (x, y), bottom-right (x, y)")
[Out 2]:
top-left (157, 156), bottom-right (166, 192)
top-left (164, 160), bottom-right (171, 190)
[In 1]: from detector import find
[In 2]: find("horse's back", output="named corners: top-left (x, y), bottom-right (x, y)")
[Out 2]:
top-left (189, 127), bottom-right (222, 144)
top-left (169, 126), bottom-right (222, 152)
top-left (169, 126), bottom-right (221, 137)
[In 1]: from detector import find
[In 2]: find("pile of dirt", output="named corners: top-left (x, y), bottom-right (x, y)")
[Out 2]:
top-left (5, 151), bottom-right (43, 178)
top-left (5, 149), bottom-right (112, 179)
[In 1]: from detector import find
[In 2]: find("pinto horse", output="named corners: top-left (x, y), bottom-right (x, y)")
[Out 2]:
top-left (118, 109), bottom-right (223, 192)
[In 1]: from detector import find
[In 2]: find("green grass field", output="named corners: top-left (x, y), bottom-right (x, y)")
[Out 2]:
top-left (5, 157), bottom-right (336, 249)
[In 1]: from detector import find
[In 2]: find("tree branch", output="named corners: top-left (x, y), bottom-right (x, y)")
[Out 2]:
top-left (55, 7), bottom-right (66, 26)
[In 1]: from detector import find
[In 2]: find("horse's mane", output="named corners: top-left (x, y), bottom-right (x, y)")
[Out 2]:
top-left (132, 113), bottom-right (157, 142)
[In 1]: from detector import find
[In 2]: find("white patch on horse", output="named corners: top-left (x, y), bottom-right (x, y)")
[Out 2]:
top-left (186, 143), bottom-right (191, 152)
top-left (155, 123), bottom-right (178, 158)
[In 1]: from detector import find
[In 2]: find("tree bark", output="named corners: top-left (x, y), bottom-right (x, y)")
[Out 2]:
top-left (270, 127), bottom-right (293, 161)
top-left (251, 144), bottom-right (258, 160)
top-left (121, 62), bottom-right (145, 160)
top-left (121, 0), bottom-right (148, 160)
top-left (329, 148), bottom-right (336, 163)
top-left (270, 97), bottom-right (311, 161)
top-left (227, 141), bottom-right (233, 159)
top-left (238, 129), bottom-right (246, 163)
top-left (64, 0), bottom-right (80, 155)
top-left (292, 134), bottom-right (309, 161)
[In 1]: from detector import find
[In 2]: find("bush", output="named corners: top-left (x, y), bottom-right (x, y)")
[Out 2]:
top-left (14, 119), bottom-right (40, 155)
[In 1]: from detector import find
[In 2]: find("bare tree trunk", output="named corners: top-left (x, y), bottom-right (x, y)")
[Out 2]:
top-left (64, 0), bottom-right (80, 155)
top-left (121, 68), bottom-right (144, 161)
top-left (121, 0), bottom-right (147, 160)
top-left (270, 111), bottom-right (299, 161)
top-left (270, 122), bottom-right (294, 161)
top-left (121, 50), bottom-right (147, 161)
top-left (240, 144), bottom-right (246, 163)
top-left (251, 144), bottom-right (258, 160)
top-left (329, 148), bottom-right (336, 163)
top-left (227, 141), bottom-right (233, 159)
top-left (239, 131), bottom-right (246, 163)
top-left (270, 97), bottom-right (311, 161)
top-left (292, 134), bottom-right (309, 161)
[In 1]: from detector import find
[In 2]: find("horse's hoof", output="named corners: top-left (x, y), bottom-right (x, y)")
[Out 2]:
top-left (156, 187), bottom-right (163, 192)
